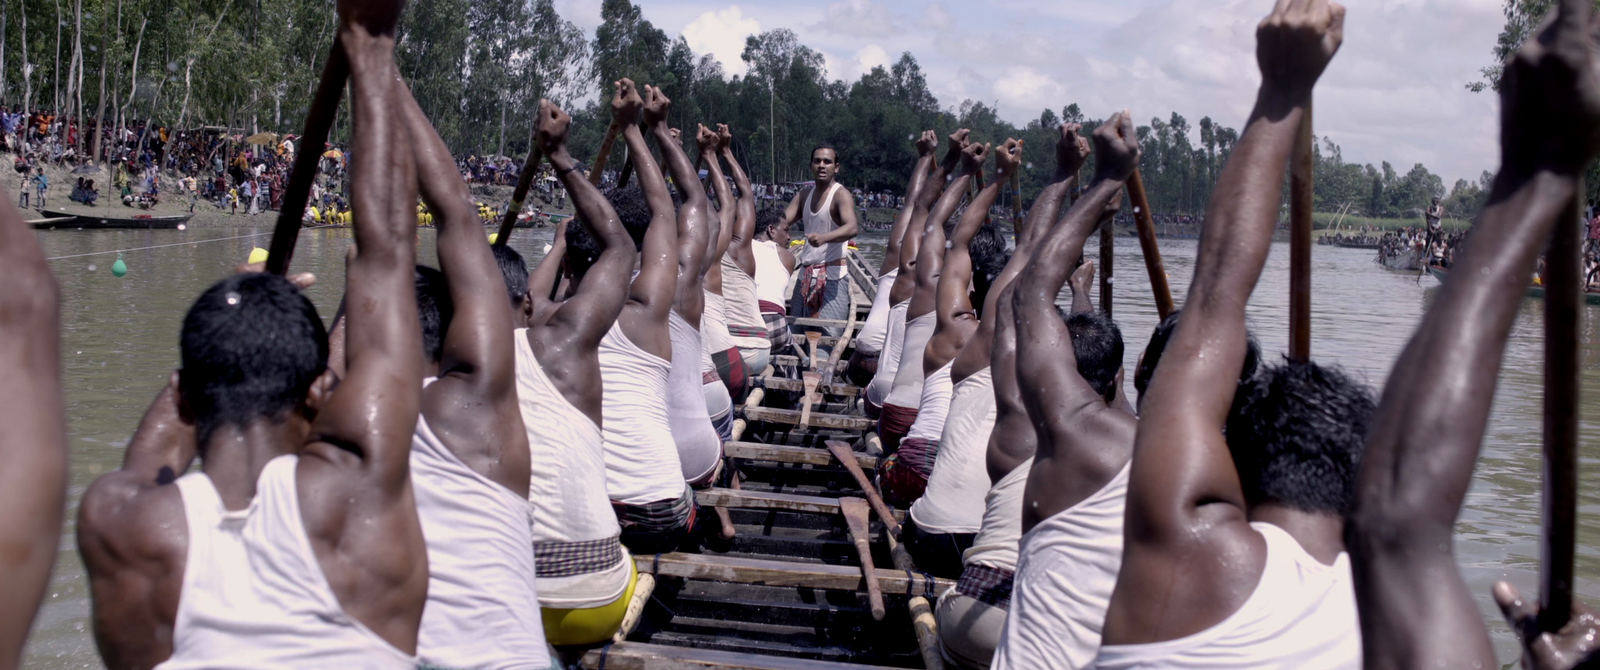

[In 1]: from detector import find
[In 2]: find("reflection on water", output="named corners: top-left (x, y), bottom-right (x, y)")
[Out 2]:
top-left (21, 228), bottom-right (1597, 668)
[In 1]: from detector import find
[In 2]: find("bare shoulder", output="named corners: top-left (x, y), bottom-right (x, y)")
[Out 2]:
top-left (79, 471), bottom-right (187, 568)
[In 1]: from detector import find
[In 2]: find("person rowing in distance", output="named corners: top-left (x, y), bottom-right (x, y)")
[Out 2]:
top-left (1093, 3), bottom-right (1370, 667)
top-left (597, 83), bottom-right (697, 554)
top-left (752, 207), bottom-right (796, 352)
top-left (1348, 0), bottom-right (1600, 667)
top-left (695, 128), bottom-right (751, 427)
top-left (848, 130), bottom-right (939, 387)
top-left (870, 131), bottom-right (966, 425)
top-left (866, 131), bottom-right (965, 418)
top-left (924, 123), bottom-right (1089, 669)
top-left (0, 130), bottom-right (67, 669)
top-left (510, 92), bottom-right (639, 647)
top-left (79, 3), bottom-right (430, 665)
top-left (781, 143), bottom-right (861, 356)
top-left (392, 69), bottom-right (557, 668)
top-left (714, 125), bottom-right (774, 384)
top-left (892, 138), bottom-right (1016, 535)
top-left (657, 118), bottom-right (723, 486)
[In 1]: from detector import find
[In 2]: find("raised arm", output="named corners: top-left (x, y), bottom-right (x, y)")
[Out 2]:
top-left (0, 178), bottom-right (65, 669)
top-left (936, 141), bottom-right (1012, 334)
top-left (699, 125), bottom-right (736, 273)
top-left (303, 18), bottom-right (422, 493)
top-left (1109, 0), bottom-right (1344, 643)
top-left (878, 131), bottom-right (938, 276)
top-left (722, 124), bottom-right (759, 276)
top-left (625, 84), bottom-right (680, 319)
top-left (899, 130), bottom-right (969, 279)
top-left (398, 70), bottom-right (529, 496)
top-left (536, 92), bottom-right (635, 346)
top-left (1351, 0), bottom-right (1600, 666)
top-left (907, 141), bottom-right (979, 319)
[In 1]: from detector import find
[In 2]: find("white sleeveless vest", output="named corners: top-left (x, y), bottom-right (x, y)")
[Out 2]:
top-left (720, 254), bottom-right (772, 351)
top-left (411, 387), bottom-right (551, 669)
top-left (905, 360), bottom-right (955, 442)
top-left (668, 312), bottom-right (723, 483)
top-left (157, 456), bottom-right (415, 670)
top-left (885, 310), bottom-right (938, 408)
top-left (1090, 523), bottom-right (1361, 670)
top-left (910, 367), bottom-right (996, 534)
top-left (752, 240), bottom-right (791, 309)
top-left (598, 321), bottom-right (687, 505)
top-left (866, 300), bottom-right (911, 406)
top-left (993, 463), bottom-right (1130, 670)
top-left (963, 454), bottom-right (1030, 572)
top-left (855, 269), bottom-right (899, 355)
top-left (796, 182), bottom-right (845, 266)
top-left (513, 329), bottom-right (630, 608)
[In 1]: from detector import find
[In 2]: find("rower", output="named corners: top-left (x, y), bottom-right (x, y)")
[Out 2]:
top-left (395, 74), bottom-right (556, 668)
top-left (79, 7), bottom-right (429, 666)
top-left (653, 116), bottom-right (722, 487)
top-left (913, 125), bottom-right (1087, 599)
top-left (867, 130), bottom-right (965, 421)
top-left (714, 125), bottom-right (774, 382)
top-left (751, 208), bottom-right (796, 354)
top-left (877, 134), bottom-right (976, 453)
top-left (1349, 0), bottom-right (1600, 665)
top-left (1093, 4), bottom-right (1368, 667)
top-left (598, 83), bottom-right (696, 555)
top-left (0, 148), bottom-right (66, 666)
top-left (781, 144), bottom-right (861, 354)
top-left (847, 130), bottom-right (938, 387)
top-left (888, 139), bottom-right (1013, 520)
top-left (697, 127), bottom-right (752, 412)
top-left (513, 93), bottom-right (637, 646)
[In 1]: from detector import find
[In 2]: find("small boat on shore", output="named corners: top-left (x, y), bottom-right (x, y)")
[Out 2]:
top-left (1428, 265), bottom-right (1600, 305)
top-left (33, 209), bottom-right (193, 230)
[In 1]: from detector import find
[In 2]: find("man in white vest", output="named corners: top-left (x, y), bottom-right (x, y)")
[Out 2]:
top-left (780, 145), bottom-right (860, 351)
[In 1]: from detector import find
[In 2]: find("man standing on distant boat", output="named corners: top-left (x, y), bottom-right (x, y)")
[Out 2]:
top-left (781, 145), bottom-right (860, 353)
top-left (1423, 196), bottom-right (1447, 264)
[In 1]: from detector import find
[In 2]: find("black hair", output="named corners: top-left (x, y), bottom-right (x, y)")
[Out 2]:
top-left (812, 143), bottom-right (839, 163)
top-left (1133, 309), bottom-right (1260, 399)
top-left (566, 184), bottom-right (650, 281)
top-left (968, 222), bottom-right (1010, 317)
top-left (1225, 359), bottom-right (1375, 515)
top-left (566, 215), bottom-right (603, 280)
top-left (754, 207), bottom-right (785, 239)
top-left (491, 244), bottom-right (529, 306)
top-left (415, 265), bottom-right (453, 364)
top-left (1061, 309), bottom-right (1124, 402)
top-left (179, 273), bottom-right (328, 447)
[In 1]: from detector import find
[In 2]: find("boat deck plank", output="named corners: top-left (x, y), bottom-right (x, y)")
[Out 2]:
top-left (580, 641), bottom-right (906, 670)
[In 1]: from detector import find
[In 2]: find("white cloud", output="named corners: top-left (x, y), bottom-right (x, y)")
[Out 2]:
top-left (814, 0), bottom-right (903, 38)
top-left (921, 2), bottom-right (953, 30)
top-left (681, 6), bottom-right (763, 76)
top-left (993, 67), bottom-right (1067, 116)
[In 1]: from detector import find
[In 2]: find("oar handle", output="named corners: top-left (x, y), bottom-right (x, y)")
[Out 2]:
top-left (267, 40), bottom-right (348, 276)
top-left (588, 121), bottom-right (621, 187)
top-left (1540, 188), bottom-right (1583, 632)
top-left (1288, 105), bottom-right (1314, 362)
top-left (494, 146), bottom-right (542, 247)
top-left (1126, 170), bottom-right (1173, 319)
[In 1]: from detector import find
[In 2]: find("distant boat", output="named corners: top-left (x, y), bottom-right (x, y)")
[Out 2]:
top-left (34, 209), bottom-right (192, 230)
top-left (1335, 241), bottom-right (1379, 250)
top-left (1378, 246), bottom-right (1424, 271)
top-left (1427, 264), bottom-right (1600, 305)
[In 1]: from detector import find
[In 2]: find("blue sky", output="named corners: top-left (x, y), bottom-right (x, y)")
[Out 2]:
top-left (556, 0), bottom-right (1507, 186)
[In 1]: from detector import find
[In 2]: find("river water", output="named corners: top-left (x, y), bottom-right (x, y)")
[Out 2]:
top-left (21, 226), bottom-right (1599, 668)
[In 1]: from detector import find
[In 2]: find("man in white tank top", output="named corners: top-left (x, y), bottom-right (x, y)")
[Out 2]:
top-left (0, 156), bottom-right (67, 668)
top-left (400, 80), bottom-right (556, 669)
top-left (780, 144), bottom-right (860, 352)
top-left (846, 131), bottom-right (938, 387)
top-left (508, 93), bottom-right (639, 646)
top-left (710, 125), bottom-right (773, 382)
top-left (1349, 8), bottom-right (1600, 667)
top-left (80, 18), bottom-right (430, 666)
top-left (1095, 8), bottom-right (1367, 668)
top-left (751, 210), bottom-right (796, 352)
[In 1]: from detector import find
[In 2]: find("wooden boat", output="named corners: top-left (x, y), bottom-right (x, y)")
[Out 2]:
top-left (580, 250), bottom-right (950, 669)
top-left (1428, 265), bottom-right (1600, 305)
top-left (1335, 241), bottom-right (1378, 250)
top-left (34, 209), bottom-right (193, 230)
top-left (1378, 245), bottom-right (1423, 271)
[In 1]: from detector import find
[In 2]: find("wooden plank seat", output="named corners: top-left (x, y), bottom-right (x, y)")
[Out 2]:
top-left (724, 441), bottom-right (878, 470)
top-left (635, 552), bottom-right (953, 597)
top-left (751, 376), bottom-right (861, 398)
top-left (696, 488), bottom-right (906, 522)
top-left (740, 406), bottom-right (875, 432)
top-left (581, 641), bottom-right (906, 669)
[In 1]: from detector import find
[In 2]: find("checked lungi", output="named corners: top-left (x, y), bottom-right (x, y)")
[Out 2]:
top-left (878, 436), bottom-right (935, 508)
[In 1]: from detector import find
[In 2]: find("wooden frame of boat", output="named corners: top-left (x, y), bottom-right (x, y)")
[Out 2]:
top-left (1428, 264), bottom-right (1600, 305)
top-left (577, 251), bottom-right (954, 669)
top-left (33, 209), bottom-right (193, 230)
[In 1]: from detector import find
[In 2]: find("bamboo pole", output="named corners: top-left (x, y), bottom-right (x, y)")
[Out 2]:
top-left (1125, 170), bottom-right (1174, 318)
top-left (265, 42), bottom-right (347, 276)
top-left (1539, 187), bottom-right (1582, 632)
top-left (1288, 106), bottom-right (1314, 363)
top-left (493, 145), bottom-right (542, 247)
top-left (1098, 219), bottom-right (1114, 317)
top-left (888, 534), bottom-right (945, 670)
top-left (588, 121), bottom-right (621, 187)
top-left (826, 440), bottom-right (900, 539)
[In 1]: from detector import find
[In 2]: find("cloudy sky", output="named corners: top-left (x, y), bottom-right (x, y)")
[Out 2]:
top-left (556, 0), bottom-right (1507, 186)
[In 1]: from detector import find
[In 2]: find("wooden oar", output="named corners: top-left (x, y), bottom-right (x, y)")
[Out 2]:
top-left (825, 440), bottom-right (901, 539)
top-left (1288, 106), bottom-right (1314, 362)
top-left (1540, 189), bottom-right (1583, 632)
top-left (1098, 218), bottom-right (1114, 317)
top-left (588, 121), bottom-right (621, 187)
top-left (266, 42), bottom-right (347, 275)
top-left (799, 372), bottom-right (820, 428)
top-left (840, 497), bottom-right (887, 621)
top-left (887, 532), bottom-right (945, 670)
top-left (493, 145), bottom-right (542, 247)
top-left (1125, 170), bottom-right (1174, 318)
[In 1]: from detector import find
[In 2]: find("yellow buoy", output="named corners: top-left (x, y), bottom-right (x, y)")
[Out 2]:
top-left (247, 247), bottom-right (269, 265)
top-left (488, 232), bottom-right (500, 245)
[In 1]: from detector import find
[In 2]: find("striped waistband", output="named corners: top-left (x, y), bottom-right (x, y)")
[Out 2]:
top-left (954, 564), bottom-right (1015, 610)
top-left (533, 537), bottom-right (625, 578)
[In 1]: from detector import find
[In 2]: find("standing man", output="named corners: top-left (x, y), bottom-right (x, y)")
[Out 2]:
top-left (782, 144), bottom-right (860, 348)
top-left (77, 2), bottom-right (430, 666)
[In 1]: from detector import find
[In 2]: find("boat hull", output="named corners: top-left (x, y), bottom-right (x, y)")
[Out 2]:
top-left (1427, 265), bottom-right (1600, 305)
top-left (34, 209), bottom-right (192, 229)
